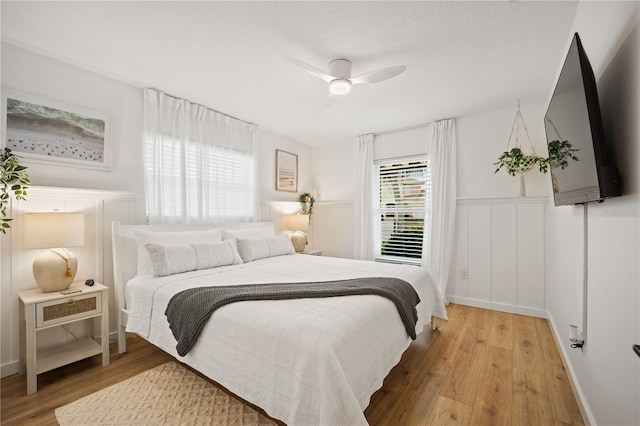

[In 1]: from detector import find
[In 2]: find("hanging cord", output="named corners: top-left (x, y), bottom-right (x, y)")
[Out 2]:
top-left (505, 100), bottom-right (536, 154)
top-left (546, 116), bottom-right (564, 141)
top-left (50, 248), bottom-right (73, 278)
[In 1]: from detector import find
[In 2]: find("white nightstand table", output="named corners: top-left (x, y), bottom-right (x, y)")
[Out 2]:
top-left (300, 249), bottom-right (322, 256)
top-left (18, 281), bottom-right (110, 395)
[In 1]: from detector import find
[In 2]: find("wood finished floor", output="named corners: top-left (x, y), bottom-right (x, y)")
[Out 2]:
top-left (1, 304), bottom-right (583, 426)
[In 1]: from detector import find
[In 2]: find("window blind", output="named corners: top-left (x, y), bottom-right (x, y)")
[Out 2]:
top-left (374, 156), bottom-right (430, 263)
top-left (145, 138), bottom-right (254, 222)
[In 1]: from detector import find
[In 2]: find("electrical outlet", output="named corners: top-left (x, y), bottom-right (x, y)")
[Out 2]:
top-left (460, 267), bottom-right (469, 279)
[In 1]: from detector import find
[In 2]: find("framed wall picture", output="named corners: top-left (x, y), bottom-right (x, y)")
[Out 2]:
top-left (1, 89), bottom-right (112, 170)
top-left (275, 149), bottom-right (298, 192)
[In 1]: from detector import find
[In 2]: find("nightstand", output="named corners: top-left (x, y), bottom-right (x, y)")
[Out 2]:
top-left (300, 249), bottom-right (322, 256)
top-left (18, 282), bottom-right (109, 394)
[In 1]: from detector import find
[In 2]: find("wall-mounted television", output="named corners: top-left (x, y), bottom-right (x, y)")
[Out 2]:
top-left (544, 32), bottom-right (621, 206)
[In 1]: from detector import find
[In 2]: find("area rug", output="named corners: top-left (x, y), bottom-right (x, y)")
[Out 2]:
top-left (55, 361), bottom-right (277, 425)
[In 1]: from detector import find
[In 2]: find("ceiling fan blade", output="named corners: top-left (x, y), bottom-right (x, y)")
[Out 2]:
top-left (351, 65), bottom-right (407, 84)
top-left (287, 57), bottom-right (334, 83)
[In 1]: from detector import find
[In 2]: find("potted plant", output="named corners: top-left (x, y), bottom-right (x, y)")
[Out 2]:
top-left (494, 148), bottom-right (549, 196)
top-left (546, 139), bottom-right (578, 192)
top-left (494, 147), bottom-right (549, 176)
top-left (1, 147), bottom-right (30, 234)
top-left (299, 192), bottom-right (315, 216)
top-left (547, 139), bottom-right (578, 169)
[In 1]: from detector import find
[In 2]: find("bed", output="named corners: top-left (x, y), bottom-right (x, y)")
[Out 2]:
top-left (112, 221), bottom-right (447, 425)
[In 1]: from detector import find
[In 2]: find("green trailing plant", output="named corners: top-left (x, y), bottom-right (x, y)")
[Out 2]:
top-left (1, 147), bottom-right (30, 234)
top-left (299, 192), bottom-right (315, 216)
top-left (547, 139), bottom-right (579, 169)
top-left (494, 147), bottom-right (549, 176)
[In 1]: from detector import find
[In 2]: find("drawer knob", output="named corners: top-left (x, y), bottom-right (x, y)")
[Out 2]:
top-left (67, 299), bottom-right (75, 305)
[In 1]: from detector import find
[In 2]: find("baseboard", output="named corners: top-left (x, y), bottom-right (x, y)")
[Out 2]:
top-left (546, 311), bottom-right (595, 426)
top-left (1, 361), bottom-right (20, 379)
top-left (446, 295), bottom-right (548, 318)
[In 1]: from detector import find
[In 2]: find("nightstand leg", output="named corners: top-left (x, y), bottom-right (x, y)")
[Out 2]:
top-left (25, 304), bottom-right (37, 395)
top-left (101, 290), bottom-right (110, 366)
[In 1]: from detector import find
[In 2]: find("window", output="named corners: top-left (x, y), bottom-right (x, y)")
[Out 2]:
top-left (144, 136), bottom-right (256, 223)
top-left (374, 156), bottom-right (430, 264)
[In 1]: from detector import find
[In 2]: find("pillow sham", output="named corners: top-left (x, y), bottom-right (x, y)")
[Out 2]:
top-left (134, 229), bottom-right (222, 276)
top-left (236, 235), bottom-right (295, 263)
top-left (145, 240), bottom-right (242, 277)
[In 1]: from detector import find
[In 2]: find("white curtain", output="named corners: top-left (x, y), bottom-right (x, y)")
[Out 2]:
top-left (423, 119), bottom-right (457, 304)
top-left (144, 88), bottom-right (258, 224)
top-left (353, 133), bottom-right (375, 260)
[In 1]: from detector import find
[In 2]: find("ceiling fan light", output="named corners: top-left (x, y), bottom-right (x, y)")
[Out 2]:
top-left (329, 79), bottom-right (351, 95)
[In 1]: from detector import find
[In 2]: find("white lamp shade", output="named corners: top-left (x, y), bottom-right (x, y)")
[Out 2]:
top-left (23, 213), bottom-right (85, 249)
top-left (287, 214), bottom-right (309, 231)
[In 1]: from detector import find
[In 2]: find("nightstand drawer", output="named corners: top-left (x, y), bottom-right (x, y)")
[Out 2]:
top-left (36, 292), bottom-right (102, 328)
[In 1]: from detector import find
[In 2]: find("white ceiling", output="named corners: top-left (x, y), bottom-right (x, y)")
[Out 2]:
top-left (1, 1), bottom-right (579, 146)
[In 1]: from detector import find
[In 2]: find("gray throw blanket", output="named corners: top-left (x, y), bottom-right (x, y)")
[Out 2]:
top-left (165, 277), bottom-right (421, 356)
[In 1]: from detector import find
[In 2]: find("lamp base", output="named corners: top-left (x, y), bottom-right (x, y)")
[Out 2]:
top-left (32, 249), bottom-right (78, 292)
top-left (290, 231), bottom-right (308, 253)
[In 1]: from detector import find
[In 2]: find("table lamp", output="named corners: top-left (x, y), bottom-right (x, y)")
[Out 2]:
top-left (23, 212), bottom-right (85, 292)
top-left (287, 214), bottom-right (310, 252)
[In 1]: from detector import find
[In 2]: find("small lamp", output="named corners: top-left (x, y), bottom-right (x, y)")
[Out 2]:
top-left (23, 212), bottom-right (85, 292)
top-left (286, 214), bottom-right (310, 253)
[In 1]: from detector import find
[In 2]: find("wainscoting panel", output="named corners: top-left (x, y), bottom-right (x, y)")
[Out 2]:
top-left (448, 204), bottom-right (468, 297)
top-left (312, 202), bottom-right (354, 259)
top-left (516, 202), bottom-right (545, 309)
top-left (467, 204), bottom-right (492, 301)
top-left (449, 197), bottom-right (547, 317)
top-left (491, 203), bottom-right (517, 305)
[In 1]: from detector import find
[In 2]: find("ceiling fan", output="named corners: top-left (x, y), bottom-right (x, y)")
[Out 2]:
top-left (287, 58), bottom-right (406, 95)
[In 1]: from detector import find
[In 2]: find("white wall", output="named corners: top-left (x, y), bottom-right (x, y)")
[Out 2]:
top-left (545, 3), bottom-right (639, 425)
top-left (312, 138), bottom-right (356, 201)
top-left (457, 103), bottom-right (549, 198)
top-left (1, 42), bottom-right (146, 221)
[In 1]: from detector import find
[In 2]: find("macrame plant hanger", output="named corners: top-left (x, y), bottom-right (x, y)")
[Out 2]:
top-left (504, 100), bottom-right (538, 197)
top-left (545, 116), bottom-right (568, 193)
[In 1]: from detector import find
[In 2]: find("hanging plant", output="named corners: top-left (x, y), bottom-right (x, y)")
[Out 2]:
top-left (494, 148), bottom-right (549, 176)
top-left (493, 101), bottom-right (548, 196)
top-left (547, 139), bottom-right (579, 169)
top-left (299, 192), bottom-right (315, 216)
top-left (1, 147), bottom-right (30, 234)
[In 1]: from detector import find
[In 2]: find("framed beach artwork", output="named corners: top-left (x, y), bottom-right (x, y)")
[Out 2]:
top-left (275, 149), bottom-right (298, 192)
top-left (1, 89), bottom-right (111, 170)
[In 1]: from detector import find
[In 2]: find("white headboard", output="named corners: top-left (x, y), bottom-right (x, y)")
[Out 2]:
top-left (111, 221), bottom-right (276, 353)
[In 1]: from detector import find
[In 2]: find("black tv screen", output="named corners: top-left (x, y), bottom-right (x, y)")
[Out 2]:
top-left (544, 33), bottom-right (621, 206)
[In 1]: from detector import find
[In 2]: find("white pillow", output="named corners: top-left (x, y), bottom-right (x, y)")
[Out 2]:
top-left (134, 229), bottom-right (222, 276)
top-left (236, 235), bottom-right (295, 263)
top-left (145, 240), bottom-right (242, 277)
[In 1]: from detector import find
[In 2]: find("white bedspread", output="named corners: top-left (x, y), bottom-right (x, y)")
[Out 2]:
top-left (125, 254), bottom-right (447, 425)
